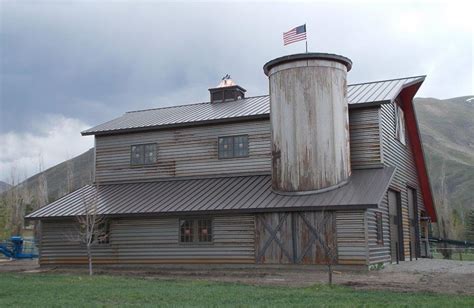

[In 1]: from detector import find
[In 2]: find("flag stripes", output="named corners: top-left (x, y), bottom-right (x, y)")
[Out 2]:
top-left (283, 24), bottom-right (307, 46)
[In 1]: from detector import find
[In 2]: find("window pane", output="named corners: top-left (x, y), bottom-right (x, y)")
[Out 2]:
top-left (198, 219), bottom-right (212, 242)
top-left (233, 135), bottom-right (248, 157)
top-left (131, 145), bottom-right (144, 165)
top-left (218, 137), bottom-right (234, 158)
top-left (180, 219), bottom-right (194, 243)
top-left (376, 213), bottom-right (383, 245)
top-left (144, 144), bottom-right (157, 164)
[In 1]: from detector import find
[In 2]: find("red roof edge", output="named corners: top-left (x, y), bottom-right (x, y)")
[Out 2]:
top-left (399, 80), bottom-right (437, 222)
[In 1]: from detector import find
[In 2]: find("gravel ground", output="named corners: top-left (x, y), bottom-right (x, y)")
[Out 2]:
top-left (1, 259), bottom-right (473, 295)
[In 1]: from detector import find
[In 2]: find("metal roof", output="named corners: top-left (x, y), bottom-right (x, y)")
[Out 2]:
top-left (26, 167), bottom-right (395, 219)
top-left (82, 76), bottom-right (425, 136)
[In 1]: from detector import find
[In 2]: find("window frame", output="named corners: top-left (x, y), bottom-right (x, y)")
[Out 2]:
top-left (130, 143), bottom-right (157, 166)
top-left (375, 212), bottom-right (384, 246)
top-left (179, 217), bottom-right (213, 244)
top-left (218, 135), bottom-right (249, 159)
top-left (394, 103), bottom-right (407, 146)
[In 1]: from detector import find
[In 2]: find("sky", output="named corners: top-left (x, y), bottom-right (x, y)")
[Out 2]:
top-left (0, 0), bottom-right (473, 182)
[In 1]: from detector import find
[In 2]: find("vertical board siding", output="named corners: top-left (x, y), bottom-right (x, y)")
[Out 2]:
top-left (367, 101), bottom-right (426, 264)
top-left (39, 215), bottom-right (255, 265)
top-left (95, 110), bottom-right (382, 184)
top-left (95, 121), bottom-right (272, 183)
top-left (255, 211), bottom-right (337, 265)
top-left (349, 107), bottom-right (383, 169)
top-left (336, 211), bottom-right (368, 265)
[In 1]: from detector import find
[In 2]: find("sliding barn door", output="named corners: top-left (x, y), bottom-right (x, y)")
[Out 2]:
top-left (388, 190), bottom-right (404, 262)
top-left (255, 212), bottom-right (337, 264)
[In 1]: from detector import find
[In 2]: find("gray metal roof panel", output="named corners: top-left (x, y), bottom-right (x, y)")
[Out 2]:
top-left (82, 76), bottom-right (425, 136)
top-left (26, 167), bottom-right (395, 219)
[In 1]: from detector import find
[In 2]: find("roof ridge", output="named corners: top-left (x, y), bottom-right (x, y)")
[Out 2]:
top-left (126, 94), bottom-right (270, 114)
top-left (348, 75), bottom-right (426, 87)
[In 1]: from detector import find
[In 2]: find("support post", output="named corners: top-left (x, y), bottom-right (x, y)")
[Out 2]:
top-left (396, 242), bottom-right (400, 264)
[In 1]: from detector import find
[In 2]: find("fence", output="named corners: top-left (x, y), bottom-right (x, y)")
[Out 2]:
top-left (429, 238), bottom-right (474, 261)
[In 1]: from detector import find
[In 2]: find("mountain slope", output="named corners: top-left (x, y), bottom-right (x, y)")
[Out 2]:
top-left (414, 96), bottom-right (474, 236)
top-left (0, 181), bottom-right (12, 194)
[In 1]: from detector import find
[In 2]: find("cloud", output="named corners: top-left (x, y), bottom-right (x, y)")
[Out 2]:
top-left (0, 114), bottom-right (93, 182)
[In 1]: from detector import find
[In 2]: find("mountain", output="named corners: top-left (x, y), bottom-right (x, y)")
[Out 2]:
top-left (0, 181), bottom-right (12, 194)
top-left (414, 96), bottom-right (474, 238)
top-left (23, 148), bottom-right (95, 204)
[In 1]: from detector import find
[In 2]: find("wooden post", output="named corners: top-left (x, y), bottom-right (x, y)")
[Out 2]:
top-left (409, 242), bottom-right (413, 261)
top-left (396, 242), bottom-right (400, 264)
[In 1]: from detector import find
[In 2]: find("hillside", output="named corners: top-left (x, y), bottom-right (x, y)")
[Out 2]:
top-left (0, 181), bottom-right (12, 194)
top-left (414, 96), bottom-right (474, 236)
top-left (23, 148), bottom-right (95, 204)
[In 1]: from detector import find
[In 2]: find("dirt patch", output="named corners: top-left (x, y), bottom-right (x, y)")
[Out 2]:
top-left (1, 259), bottom-right (473, 295)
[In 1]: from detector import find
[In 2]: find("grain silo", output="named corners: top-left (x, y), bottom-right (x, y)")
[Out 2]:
top-left (263, 53), bottom-right (353, 194)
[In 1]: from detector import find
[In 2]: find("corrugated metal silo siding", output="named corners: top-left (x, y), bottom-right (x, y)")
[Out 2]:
top-left (349, 107), bottom-right (383, 169)
top-left (39, 215), bottom-right (255, 265)
top-left (95, 120), bottom-right (271, 183)
top-left (367, 100), bottom-right (425, 264)
top-left (336, 211), bottom-right (368, 265)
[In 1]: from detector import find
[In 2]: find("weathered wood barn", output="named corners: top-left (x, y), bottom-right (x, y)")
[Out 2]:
top-left (27, 53), bottom-right (437, 267)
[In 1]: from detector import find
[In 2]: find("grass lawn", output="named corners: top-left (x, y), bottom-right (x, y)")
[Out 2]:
top-left (0, 273), bottom-right (473, 307)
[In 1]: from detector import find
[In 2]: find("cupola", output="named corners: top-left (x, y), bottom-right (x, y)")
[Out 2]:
top-left (209, 75), bottom-right (246, 103)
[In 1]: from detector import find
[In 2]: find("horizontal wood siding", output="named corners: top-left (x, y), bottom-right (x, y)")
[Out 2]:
top-left (349, 107), bottom-right (382, 169)
top-left (336, 211), bottom-right (368, 265)
top-left (367, 101), bottom-right (425, 264)
top-left (95, 110), bottom-right (382, 183)
top-left (95, 120), bottom-right (271, 183)
top-left (39, 215), bottom-right (255, 265)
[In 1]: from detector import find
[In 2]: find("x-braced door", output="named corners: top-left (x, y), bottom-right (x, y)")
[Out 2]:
top-left (255, 211), bottom-right (337, 265)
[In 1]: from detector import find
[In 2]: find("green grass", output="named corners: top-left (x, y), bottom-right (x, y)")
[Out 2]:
top-left (432, 252), bottom-right (474, 261)
top-left (0, 273), bottom-right (473, 307)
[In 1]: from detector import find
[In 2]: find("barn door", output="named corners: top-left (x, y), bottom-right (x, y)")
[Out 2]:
top-left (255, 212), bottom-right (337, 264)
top-left (407, 187), bottom-right (419, 258)
top-left (388, 190), bottom-right (404, 262)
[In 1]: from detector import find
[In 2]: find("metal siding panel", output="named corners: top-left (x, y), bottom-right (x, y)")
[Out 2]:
top-left (371, 101), bottom-right (425, 263)
top-left (40, 216), bottom-right (255, 265)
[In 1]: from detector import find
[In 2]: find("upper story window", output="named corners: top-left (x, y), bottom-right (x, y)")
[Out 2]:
top-left (218, 135), bottom-right (249, 159)
top-left (180, 218), bottom-right (212, 243)
top-left (394, 104), bottom-right (406, 145)
top-left (131, 143), bottom-right (157, 166)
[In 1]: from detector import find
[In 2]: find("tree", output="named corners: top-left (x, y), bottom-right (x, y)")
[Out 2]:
top-left (67, 184), bottom-right (107, 276)
top-left (466, 210), bottom-right (474, 242)
top-left (33, 155), bottom-right (49, 241)
top-left (436, 160), bottom-right (453, 259)
top-left (4, 166), bottom-right (30, 236)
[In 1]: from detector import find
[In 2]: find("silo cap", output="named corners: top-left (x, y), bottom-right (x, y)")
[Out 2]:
top-left (263, 53), bottom-right (352, 75)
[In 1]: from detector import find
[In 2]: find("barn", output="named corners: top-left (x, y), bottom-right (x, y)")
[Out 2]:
top-left (26, 53), bottom-right (437, 267)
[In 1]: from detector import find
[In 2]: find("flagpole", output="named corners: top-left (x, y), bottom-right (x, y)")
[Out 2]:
top-left (305, 23), bottom-right (308, 53)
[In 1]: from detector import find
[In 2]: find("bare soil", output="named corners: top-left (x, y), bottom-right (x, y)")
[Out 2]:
top-left (1, 258), bottom-right (473, 295)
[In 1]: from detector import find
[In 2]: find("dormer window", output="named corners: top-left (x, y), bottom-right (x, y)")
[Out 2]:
top-left (131, 143), bottom-right (157, 166)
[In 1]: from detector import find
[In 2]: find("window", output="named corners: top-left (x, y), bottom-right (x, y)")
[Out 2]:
top-left (394, 104), bottom-right (406, 145)
top-left (97, 221), bottom-right (110, 244)
top-left (131, 143), bottom-right (157, 166)
top-left (375, 212), bottom-right (383, 245)
top-left (218, 135), bottom-right (248, 159)
top-left (180, 218), bottom-right (212, 243)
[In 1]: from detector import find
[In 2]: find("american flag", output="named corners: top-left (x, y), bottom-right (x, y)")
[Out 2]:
top-left (283, 24), bottom-right (307, 46)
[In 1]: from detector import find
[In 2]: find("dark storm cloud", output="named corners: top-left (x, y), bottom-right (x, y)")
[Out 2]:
top-left (0, 1), bottom-right (472, 180)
